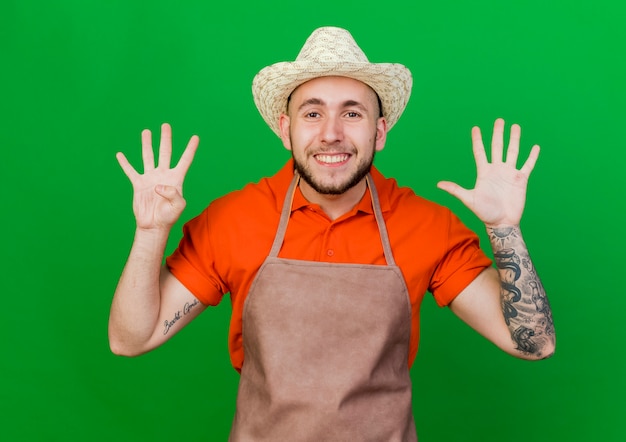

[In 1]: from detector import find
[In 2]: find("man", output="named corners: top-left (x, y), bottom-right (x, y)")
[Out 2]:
top-left (109, 27), bottom-right (555, 440)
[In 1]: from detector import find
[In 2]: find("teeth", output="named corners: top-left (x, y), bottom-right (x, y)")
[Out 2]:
top-left (316, 154), bottom-right (349, 164)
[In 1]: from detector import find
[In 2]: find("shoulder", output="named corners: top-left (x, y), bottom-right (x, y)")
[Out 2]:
top-left (371, 167), bottom-right (477, 258)
top-left (206, 160), bottom-right (294, 220)
top-left (179, 161), bottom-right (294, 273)
top-left (370, 166), bottom-right (452, 221)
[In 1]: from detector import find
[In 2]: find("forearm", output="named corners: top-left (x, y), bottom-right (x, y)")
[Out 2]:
top-left (488, 225), bottom-right (555, 359)
top-left (108, 228), bottom-right (170, 356)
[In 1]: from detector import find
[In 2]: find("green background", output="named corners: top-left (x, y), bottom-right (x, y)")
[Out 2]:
top-left (2, 0), bottom-right (624, 440)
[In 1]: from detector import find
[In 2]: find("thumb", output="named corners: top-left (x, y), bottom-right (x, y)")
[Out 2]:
top-left (155, 185), bottom-right (185, 208)
top-left (437, 181), bottom-right (471, 205)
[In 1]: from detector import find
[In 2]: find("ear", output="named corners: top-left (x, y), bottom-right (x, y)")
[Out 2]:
top-left (278, 113), bottom-right (292, 151)
top-left (375, 117), bottom-right (388, 152)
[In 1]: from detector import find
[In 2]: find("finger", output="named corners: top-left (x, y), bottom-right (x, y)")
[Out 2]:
top-left (155, 184), bottom-right (186, 208)
top-left (437, 181), bottom-right (472, 207)
top-left (175, 135), bottom-right (200, 176)
top-left (471, 126), bottom-right (488, 171)
top-left (505, 123), bottom-right (521, 167)
top-left (116, 152), bottom-right (139, 181)
top-left (141, 129), bottom-right (155, 172)
top-left (158, 123), bottom-right (173, 168)
top-left (520, 144), bottom-right (540, 176)
top-left (491, 118), bottom-right (505, 162)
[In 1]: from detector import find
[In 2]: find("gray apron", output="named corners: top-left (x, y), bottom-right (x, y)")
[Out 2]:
top-left (229, 173), bottom-right (417, 441)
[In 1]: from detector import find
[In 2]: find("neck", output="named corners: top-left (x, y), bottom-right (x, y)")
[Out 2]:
top-left (299, 178), bottom-right (367, 221)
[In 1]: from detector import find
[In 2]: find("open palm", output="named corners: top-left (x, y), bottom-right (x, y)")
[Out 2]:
top-left (116, 123), bottom-right (199, 230)
top-left (437, 118), bottom-right (540, 227)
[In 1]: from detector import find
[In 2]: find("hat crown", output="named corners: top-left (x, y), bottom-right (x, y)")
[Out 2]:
top-left (295, 27), bottom-right (370, 64)
top-left (252, 26), bottom-right (412, 137)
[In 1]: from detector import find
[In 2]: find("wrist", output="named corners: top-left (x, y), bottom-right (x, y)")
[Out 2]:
top-left (486, 225), bottom-right (525, 250)
top-left (485, 223), bottom-right (520, 231)
top-left (132, 226), bottom-right (171, 251)
top-left (135, 225), bottom-right (172, 235)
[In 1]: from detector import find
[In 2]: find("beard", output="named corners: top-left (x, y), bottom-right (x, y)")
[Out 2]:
top-left (292, 147), bottom-right (376, 195)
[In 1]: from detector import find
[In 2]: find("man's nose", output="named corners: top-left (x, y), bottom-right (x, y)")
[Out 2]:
top-left (320, 116), bottom-right (343, 144)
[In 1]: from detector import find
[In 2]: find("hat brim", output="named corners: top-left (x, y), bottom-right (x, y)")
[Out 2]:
top-left (252, 61), bottom-right (412, 137)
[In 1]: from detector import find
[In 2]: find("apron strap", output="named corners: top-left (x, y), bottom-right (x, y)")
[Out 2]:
top-left (269, 171), bottom-right (397, 266)
top-left (366, 174), bottom-right (396, 267)
top-left (268, 172), bottom-right (300, 258)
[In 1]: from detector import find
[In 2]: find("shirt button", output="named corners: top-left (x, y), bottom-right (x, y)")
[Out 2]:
top-left (327, 249), bottom-right (334, 257)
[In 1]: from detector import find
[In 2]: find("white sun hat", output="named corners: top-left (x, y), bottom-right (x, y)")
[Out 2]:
top-left (252, 26), bottom-right (413, 137)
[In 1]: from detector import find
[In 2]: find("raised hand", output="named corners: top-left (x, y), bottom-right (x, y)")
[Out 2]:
top-left (116, 123), bottom-right (199, 231)
top-left (437, 118), bottom-right (540, 227)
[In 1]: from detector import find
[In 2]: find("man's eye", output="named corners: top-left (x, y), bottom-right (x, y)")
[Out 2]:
top-left (306, 112), bottom-right (320, 118)
top-left (346, 112), bottom-right (360, 118)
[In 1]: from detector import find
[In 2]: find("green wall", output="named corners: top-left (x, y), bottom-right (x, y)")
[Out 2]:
top-left (2, 0), bottom-right (624, 440)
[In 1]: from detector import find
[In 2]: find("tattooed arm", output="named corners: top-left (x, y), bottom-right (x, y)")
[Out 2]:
top-left (108, 124), bottom-right (206, 356)
top-left (438, 119), bottom-right (555, 360)
top-left (489, 226), bottom-right (554, 356)
top-left (446, 227), bottom-right (555, 359)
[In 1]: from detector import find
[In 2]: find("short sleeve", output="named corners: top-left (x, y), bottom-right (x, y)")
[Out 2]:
top-left (166, 207), bottom-right (228, 306)
top-left (429, 211), bottom-right (492, 307)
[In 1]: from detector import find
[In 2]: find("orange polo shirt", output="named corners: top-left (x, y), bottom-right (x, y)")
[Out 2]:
top-left (166, 159), bottom-right (492, 372)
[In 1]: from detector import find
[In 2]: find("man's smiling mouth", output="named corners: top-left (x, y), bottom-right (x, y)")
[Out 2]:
top-left (314, 153), bottom-right (350, 164)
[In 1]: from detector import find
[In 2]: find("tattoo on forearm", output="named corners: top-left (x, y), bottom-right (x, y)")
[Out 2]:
top-left (512, 326), bottom-right (538, 353)
top-left (488, 225), bottom-right (519, 247)
top-left (184, 299), bottom-right (199, 315)
top-left (163, 299), bottom-right (200, 335)
top-left (489, 226), bottom-right (555, 358)
top-left (493, 248), bottom-right (522, 326)
top-left (163, 311), bottom-right (181, 335)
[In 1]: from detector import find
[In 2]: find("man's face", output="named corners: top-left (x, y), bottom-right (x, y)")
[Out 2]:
top-left (279, 76), bottom-right (387, 196)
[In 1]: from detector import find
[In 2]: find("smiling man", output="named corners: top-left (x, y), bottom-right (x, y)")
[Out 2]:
top-left (109, 27), bottom-right (555, 441)
top-left (282, 76), bottom-right (386, 218)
